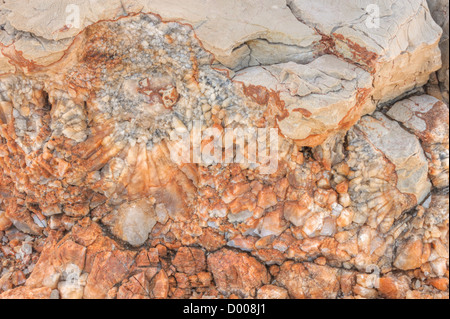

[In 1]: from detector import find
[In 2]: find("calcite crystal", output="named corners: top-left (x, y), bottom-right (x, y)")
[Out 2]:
top-left (0, 0), bottom-right (448, 300)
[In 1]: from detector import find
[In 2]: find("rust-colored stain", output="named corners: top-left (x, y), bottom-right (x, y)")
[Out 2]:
top-left (242, 84), bottom-right (270, 105)
top-left (415, 100), bottom-right (449, 144)
top-left (56, 24), bottom-right (72, 33)
top-left (292, 108), bottom-right (312, 118)
top-left (137, 78), bottom-right (179, 110)
top-left (333, 33), bottom-right (379, 73)
top-left (0, 44), bottom-right (44, 73)
top-left (338, 87), bottom-right (373, 129)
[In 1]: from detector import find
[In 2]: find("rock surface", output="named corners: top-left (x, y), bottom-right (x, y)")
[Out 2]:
top-left (0, 0), bottom-right (320, 71)
top-left (355, 112), bottom-right (431, 204)
top-left (0, 0), bottom-right (448, 300)
top-left (387, 95), bottom-right (449, 188)
top-left (287, 0), bottom-right (443, 103)
top-left (234, 55), bottom-right (374, 146)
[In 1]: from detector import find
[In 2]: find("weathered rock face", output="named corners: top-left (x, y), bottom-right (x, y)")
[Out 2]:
top-left (387, 95), bottom-right (449, 188)
top-left (354, 112), bottom-right (432, 204)
top-left (0, 0), bottom-right (448, 300)
top-left (0, 0), bottom-right (321, 72)
top-left (287, 0), bottom-right (443, 103)
top-left (234, 55), bottom-right (374, 147)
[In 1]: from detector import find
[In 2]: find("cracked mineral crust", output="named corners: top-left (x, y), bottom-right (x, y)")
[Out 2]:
top-left (0, 0), bottom-right (448, 300)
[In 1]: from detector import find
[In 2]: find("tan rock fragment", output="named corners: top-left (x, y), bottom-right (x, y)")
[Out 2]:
top-left (102, 198), bottom-right (157, 247)
top-left (117, 272), bottom-right (149, 299)
top-left (149, 269), bottom-right (169, 299)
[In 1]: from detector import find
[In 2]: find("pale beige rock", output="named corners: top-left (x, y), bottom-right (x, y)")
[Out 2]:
top-left (287, 0), bottom-right (443, 103)
top-left (234, 55), bottom-right (374, 147)
top-left (355, 112), bottom-right (431, 204)
top-left (102, 198), bottom-right (157, 247)
top-left (387, 95), bottom-right (449, 188)
top-left (343, 120), bottom-right (425, 271)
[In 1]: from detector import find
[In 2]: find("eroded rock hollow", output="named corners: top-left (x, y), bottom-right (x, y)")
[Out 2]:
top-left (0, 0), bottom-right (448, 299)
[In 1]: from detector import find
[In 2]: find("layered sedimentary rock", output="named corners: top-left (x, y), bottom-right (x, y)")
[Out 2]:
top-left (0, 0), bottom-right (448, 300)
top-left (287, 0), bottom-right (443, 103)
top-left (234, 55), bottom-right (374, 147)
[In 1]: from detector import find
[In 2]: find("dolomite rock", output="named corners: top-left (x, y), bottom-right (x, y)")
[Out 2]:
top-left (0, 210), bottom-right (12, 231)
top-left (377, 274), bottom-right (411, 299)
top-left (354, 112), bottom-right (431, 204)
top-left (0, 12), bottom-right (368, 249)
top-left (83, 250), bottom-right (136, 299)
top-left (387, 95), bottom-right (449, 188)
top-left (342, 114), bottom-right (432, 271)
top-left (287, 0), bottom-right (443, 103)
top-left (0, 0), bottom-right (448, 300)
top-left (234, 55), bottom-right (374, 146)
top-left (149, 270), bottom-right (169, 299)
top-left (25, 233), bottom-right (86, 289)
top-left (0, 0), bottom-right (320, 71)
